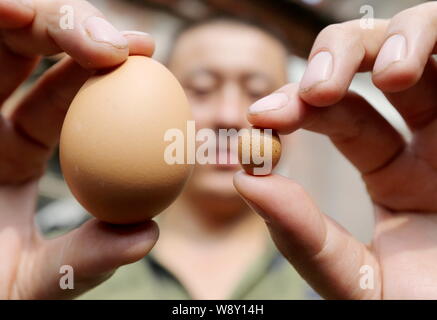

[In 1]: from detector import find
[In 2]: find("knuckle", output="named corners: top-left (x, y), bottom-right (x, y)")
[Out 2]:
top-left (319, 21), bottom-right (359, 40)
top-left (389, 3), bottom-right (437, 30)
top-left (314, 21), bottom-right (365, 58)
top-left (318, 23), bottom-right (346, 39)
top-left (44, 0), bottom-right (103, 31)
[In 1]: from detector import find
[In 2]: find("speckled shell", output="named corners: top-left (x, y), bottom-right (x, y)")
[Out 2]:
top-left (238, 128), bottom-right (281, 176)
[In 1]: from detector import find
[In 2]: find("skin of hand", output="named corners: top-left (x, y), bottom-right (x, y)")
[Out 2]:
top-left (234, 2), bottom-right (437, 299)
top-left (0, 0), bottom-right (158, 299)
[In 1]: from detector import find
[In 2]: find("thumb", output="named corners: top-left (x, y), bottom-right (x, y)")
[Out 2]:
top-left (31, 219), bottom-right (158, 299)
top-left (233, 171), bottom-right (381, 299)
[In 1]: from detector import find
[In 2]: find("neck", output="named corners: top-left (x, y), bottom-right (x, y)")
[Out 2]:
top-left (153, 193), bottom-right (269, 300)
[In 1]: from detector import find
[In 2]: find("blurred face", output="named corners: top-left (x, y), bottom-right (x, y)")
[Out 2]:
top-left (168, 21), bottom-right (288, 216)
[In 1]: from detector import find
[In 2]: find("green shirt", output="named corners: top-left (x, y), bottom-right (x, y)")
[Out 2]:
top-left (78, 238), bottom-right (317, 300)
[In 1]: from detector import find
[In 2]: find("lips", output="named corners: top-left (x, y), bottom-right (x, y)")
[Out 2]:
top-left (215, 143), bottom-right (240, 170)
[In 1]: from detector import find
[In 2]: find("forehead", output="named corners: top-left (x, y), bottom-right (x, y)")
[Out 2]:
top-left (169, 22), bottom-right (288, 78)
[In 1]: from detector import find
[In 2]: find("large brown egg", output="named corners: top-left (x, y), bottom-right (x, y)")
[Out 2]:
top-left (60, 56), bottom-right (193, 224)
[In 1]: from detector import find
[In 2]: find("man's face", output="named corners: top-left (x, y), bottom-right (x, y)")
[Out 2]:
top-left (168, 21), bottom-right (288, 213)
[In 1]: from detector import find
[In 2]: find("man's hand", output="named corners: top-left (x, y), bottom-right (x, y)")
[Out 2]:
top-left (0, 0), bottom-right (158, 299)
top-left (234, 2), bottom-right (437, 299)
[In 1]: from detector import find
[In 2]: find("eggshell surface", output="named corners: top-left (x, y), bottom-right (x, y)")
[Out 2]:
top-left (238, 128), bottom-right (281, 176)
top-left (60, 56), bottom-right (193, 224)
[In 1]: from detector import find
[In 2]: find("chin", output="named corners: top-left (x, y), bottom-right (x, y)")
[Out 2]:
top-left (186, 169), bottom-right (248, 217)
top-left (203, 195), bottom-right (247, 218)
top-left (200, 169), bottom-right (238, 196)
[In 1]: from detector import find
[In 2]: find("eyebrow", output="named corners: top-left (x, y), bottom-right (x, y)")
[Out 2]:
top-left (181, 69), bottom-right (217, 82)
top-left (243, 72), bottom-right (274, 83)
top-left (242, 73), bottom-right (276, 91)
top-left (182, 68), bottom-right (275, 85)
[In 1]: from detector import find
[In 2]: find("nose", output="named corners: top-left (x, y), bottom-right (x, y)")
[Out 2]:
top-left (213, 83), bottom-right (248, 131)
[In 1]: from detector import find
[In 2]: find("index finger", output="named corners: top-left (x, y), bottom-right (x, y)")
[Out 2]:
top-left (1, 31), bottom-right (154, 185)
top-left (0, 0), bottom-right (145, 69)
top-left (298, 19), bottom-right (388, 106)
top-left (299, 2), bottom-right (437, 107)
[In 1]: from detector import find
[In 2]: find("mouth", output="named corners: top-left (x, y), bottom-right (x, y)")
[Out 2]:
top-left (214, 143), bottom-right (240, 170)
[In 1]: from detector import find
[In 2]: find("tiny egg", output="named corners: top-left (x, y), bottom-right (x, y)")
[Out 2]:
top-left (238, 128), bottom-right (281, 176)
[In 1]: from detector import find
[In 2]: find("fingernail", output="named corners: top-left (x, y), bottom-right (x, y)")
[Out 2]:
top-left (373, 34), bottom-right (407, 74)
top-left (84, 16), bottom-right (128, 49)
top-left (300, 51), bottom-right (333, 92)
top-left (249, 92), bottom-right (289, 114)
top-left (121, 30), bottom-right (151, 37)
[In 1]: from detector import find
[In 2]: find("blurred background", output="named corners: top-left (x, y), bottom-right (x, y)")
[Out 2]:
top-left (35, 0), bottom-right (428, 243)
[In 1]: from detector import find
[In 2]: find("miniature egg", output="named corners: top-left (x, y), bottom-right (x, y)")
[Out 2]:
top-left (238, 128), bottom-right (281, 176)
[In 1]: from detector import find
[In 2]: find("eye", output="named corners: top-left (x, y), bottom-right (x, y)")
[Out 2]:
top-left (246, 76), bottom-right (271, 100)
top-left (184, 73), bottom-right (218, 100)
top-left (186, 85), bottom-right (214, 99)
top-left (247, 89), bottom-right (267, 100)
